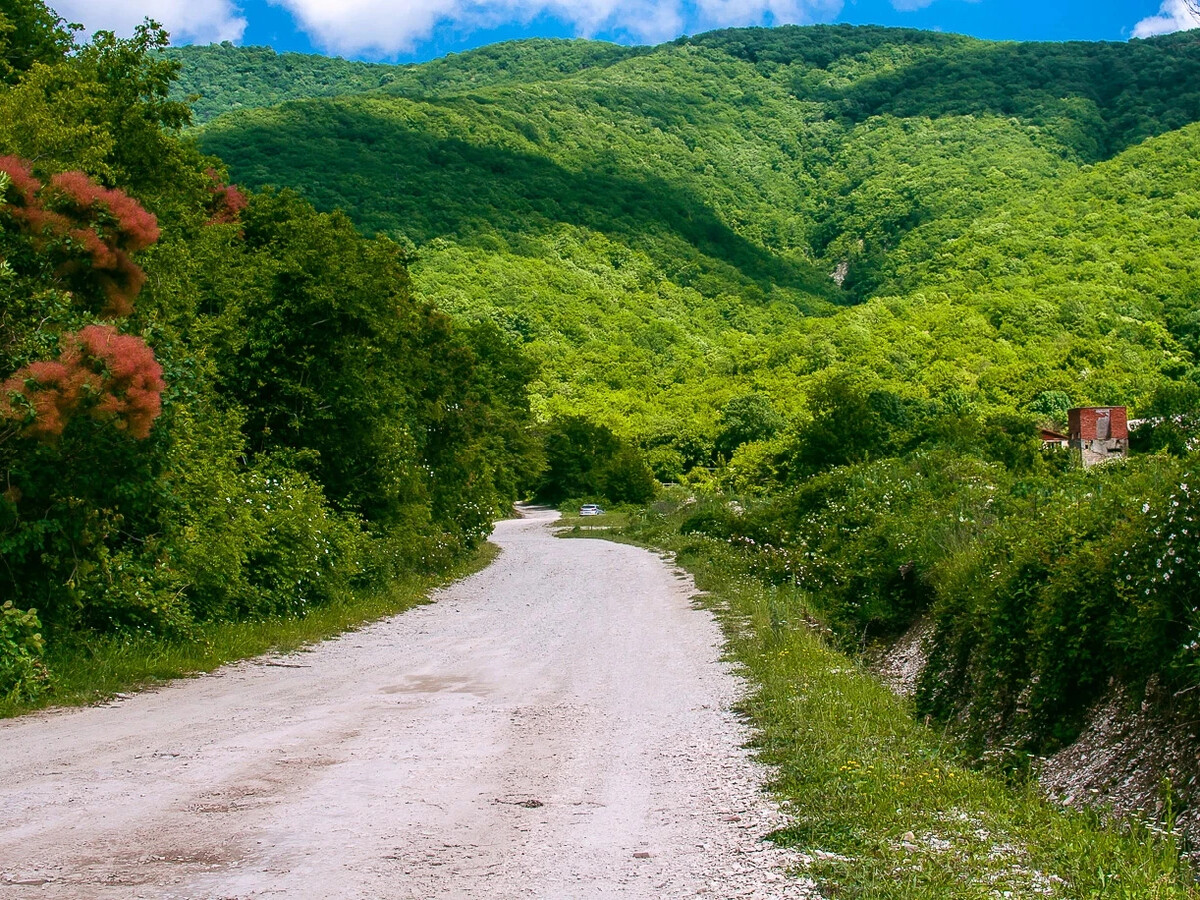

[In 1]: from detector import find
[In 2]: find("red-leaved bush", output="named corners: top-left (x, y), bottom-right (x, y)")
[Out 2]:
top-left (0, 158), bottom-right (159, 317)
top-left (0, 325), bottom-right (165, 440)
top-left (204, 168), bottom-right (248, 225)
top-left (48, 171), bottom-right (160, 251)
top-left (0, 156), bottom-right (40, 206)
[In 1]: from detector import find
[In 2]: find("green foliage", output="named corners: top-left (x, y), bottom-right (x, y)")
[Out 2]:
top-left (536, 416), bottom-right (655, 505)
top-left (166, 39), bottom-right (648, 125)
top-left (714, 392), bottom-right (784, 460)
top-left (0, 0), bottom-right (75, 84)
top-left (1028, 390), bottom-right (1073, 424)
top-left (0, 600), bottom-right (49, 701)
top-left (786, 375), bottom-right (909, 475)
top-left (690, 24), bottom-right (1200, 160)
top-left (913, 461), bottom-right (1200, 757)
top-left (183, 25), bottom-right (1200, 459)
top-left (164, 43), bottom-right (401, 125)
top-left (809, 113), bottom-right (1070, 301)
top-left (667, 447), bottom-right (1200, 761)
top-left (0, 4), bottom-right (541, 701)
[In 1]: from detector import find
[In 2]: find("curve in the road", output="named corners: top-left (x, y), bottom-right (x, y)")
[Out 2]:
top-left (0, 506), bottom-right (815, 899)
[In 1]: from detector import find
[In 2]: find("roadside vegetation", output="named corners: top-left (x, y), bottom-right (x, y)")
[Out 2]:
top-left (616, 500), bottom-right (1199, 898)
top-left (664, 450), bottom-right (1200, 764)
top-left (0, 542), bottom-right (496, 720)
top-left (0, 543), bottom-right (497, 718)
top-left (0, 4), bottom-right (541, 708)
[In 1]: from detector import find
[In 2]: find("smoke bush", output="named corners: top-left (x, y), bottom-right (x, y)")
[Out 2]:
top-left (0, 157), bottom-right (158, 316)
top-left (204, 169), bottom-right (248, 225)
top-left (1, 324), bottom-right (164, 440)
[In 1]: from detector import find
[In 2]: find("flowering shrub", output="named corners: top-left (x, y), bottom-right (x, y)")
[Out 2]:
top-left (710, 452), bottom-right (1001, 643)
top-left (1, 324), bottom-right (164, 440)
top-left (913, 460), bottom-right (1200, 755)
top-left (1124, 472), bottom-right (1199, 684)
top-left (203, 168), bottom-right (248, 225)
top-left (0, 156), bottom-right (159, 316)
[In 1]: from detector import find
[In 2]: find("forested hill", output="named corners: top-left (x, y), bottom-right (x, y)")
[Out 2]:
top-left (163, 43), bottom-right (400, 123)
top-left (166, 39), bottom-right (649, 124)
top-left (8, 7), bottom-right (1200, 869)
top-left (180, 25), bottom-right (1200, 437)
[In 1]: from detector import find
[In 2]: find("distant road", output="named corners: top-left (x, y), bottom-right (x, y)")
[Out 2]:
top-left (0, 507), bottom-right (813, 899)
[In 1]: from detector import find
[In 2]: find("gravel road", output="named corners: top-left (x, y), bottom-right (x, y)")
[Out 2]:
top-left (0, 507), bottom-right (816, 899)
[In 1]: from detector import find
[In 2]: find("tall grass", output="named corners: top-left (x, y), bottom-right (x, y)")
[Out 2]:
top-left (615, 518), bottom-right (1198, 898)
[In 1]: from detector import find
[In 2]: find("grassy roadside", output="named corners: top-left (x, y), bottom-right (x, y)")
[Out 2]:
top-left (611, 515), bottom-right (1198, 899)
top-left (554, 509), bottom-right (633, 530)
top-left (0, 543), bottom-right (499, 719)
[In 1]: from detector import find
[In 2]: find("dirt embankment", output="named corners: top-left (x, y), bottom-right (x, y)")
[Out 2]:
top-left (0, 506), bottom-right (817, 899)
top-left (873, 617), bottom-right (1200, 860)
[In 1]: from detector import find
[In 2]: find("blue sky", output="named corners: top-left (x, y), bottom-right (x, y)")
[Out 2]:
top-left (54, 0), bottom-right (1200, 64)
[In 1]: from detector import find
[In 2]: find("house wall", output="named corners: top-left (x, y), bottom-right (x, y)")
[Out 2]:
top-left (1069, 407), bottom-right (1129, 442)
top-left (1068, 407), bottom-right (1129, 467)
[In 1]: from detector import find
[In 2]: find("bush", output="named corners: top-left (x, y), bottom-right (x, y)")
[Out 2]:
top-left (916, 460), bottom-right (1199, 755)
top-left (679, 504), bottom-right (740, 539)
top-left (673, 448), bottom-right (1200, 759)
top-left (0, 601), bottom-right (49, 702)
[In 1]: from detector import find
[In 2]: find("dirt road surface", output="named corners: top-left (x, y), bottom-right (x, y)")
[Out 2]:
top-left (0, 507), bottom-right (815, 899)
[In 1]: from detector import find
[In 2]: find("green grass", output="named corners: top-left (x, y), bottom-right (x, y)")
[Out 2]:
top-left (0, 543), bottom-right (499, 719)
top-left (614, 514), bottom-right (1198, 899)
top-left (554, 509), bottom-right (632, 530)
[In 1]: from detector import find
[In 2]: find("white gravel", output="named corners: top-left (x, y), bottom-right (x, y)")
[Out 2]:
top-left (0, 506), bottom-right (818, 899)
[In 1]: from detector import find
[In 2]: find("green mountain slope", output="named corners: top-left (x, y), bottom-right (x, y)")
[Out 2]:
top-left (690, 26), bottom-right (1200, 159)
top-left (164, 43), bottom-right (399, 123)
top-left (166, 39), bottom-right (648, 124)
top-left (183, 25), bottom-right (1200, 437)
top-left (750, 123), bottom-right (1200, 411)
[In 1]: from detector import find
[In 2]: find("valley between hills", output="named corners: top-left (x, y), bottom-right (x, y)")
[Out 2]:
top-left (3, 7), bottom-right (1200, 894)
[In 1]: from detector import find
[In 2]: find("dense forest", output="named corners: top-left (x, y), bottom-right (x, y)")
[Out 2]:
top-left (0, 3), bottom-right (538, 703)
top-left (6, 0), bottom-right (1200, 844)
top-left (178, 24), bottom-right (1200, 788)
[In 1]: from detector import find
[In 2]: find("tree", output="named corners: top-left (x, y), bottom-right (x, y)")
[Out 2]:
top-left (714, 393), bottom-right (784, 460)
top-left (535, 416), bottom-right (655, 504)
top-left (536, 416), bottom-right (622, 503)
top-left (0, 0), bottom-right (75, 84)
top-left (787, 377), bottom-right (912, 476)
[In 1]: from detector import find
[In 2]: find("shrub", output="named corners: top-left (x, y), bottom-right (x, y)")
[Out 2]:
top-left (0, 157), bottom-right (158, 316)
top-left (917, 460), bottom-right (1200, 755)
top-left (0, 601), bottom-right (49, 702)
top-left (0, 324), bottom-right (164, 440)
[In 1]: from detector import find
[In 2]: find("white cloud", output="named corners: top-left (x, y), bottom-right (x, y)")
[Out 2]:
top-left (1132, 0), bottom-right (1200, 38)
top-left (269, 0), bottom-right (846, 56)
top-left (53, 0), bottom-right (247, 44)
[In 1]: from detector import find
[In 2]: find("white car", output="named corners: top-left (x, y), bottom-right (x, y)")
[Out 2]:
top-left (579, 504), bottom-right (604, 516)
